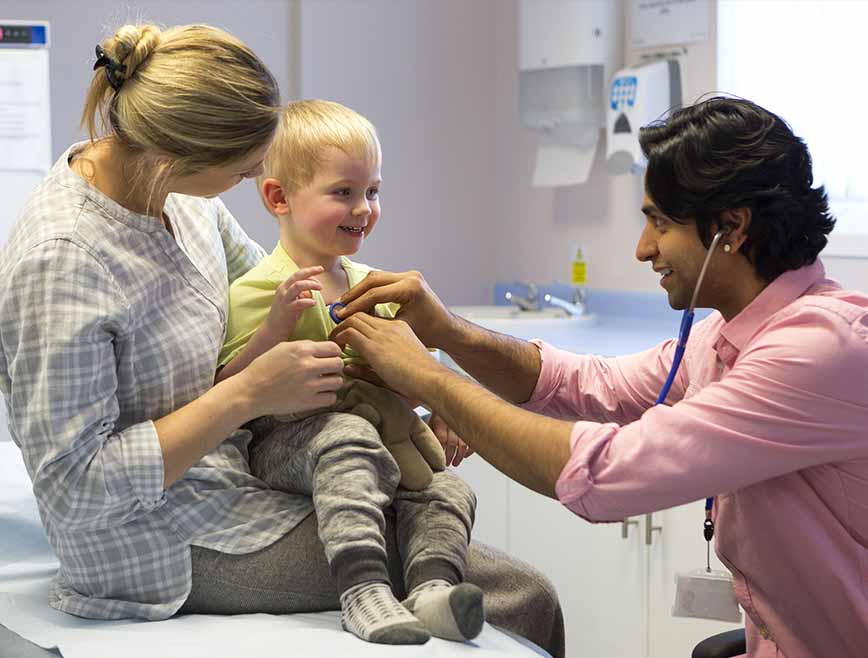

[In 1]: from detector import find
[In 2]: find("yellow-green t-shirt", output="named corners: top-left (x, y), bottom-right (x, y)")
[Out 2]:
top-left (218, 242), bottom-right (399, 368)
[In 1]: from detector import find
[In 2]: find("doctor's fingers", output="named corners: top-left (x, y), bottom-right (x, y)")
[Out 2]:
top-left (329, 312), bottom-right (381, 344)
top-left (336, 271), bottom-right (423, 318)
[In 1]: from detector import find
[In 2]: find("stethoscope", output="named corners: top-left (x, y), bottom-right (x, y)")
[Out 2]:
top-left (328, 301), bottom-right (346, 324)
top-left (653, 229), bottom-right (726, 565)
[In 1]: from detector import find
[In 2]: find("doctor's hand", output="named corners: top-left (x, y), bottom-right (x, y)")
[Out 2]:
top-left (334, 270), bottom-right (456, 350)
top-left (429, 413), bottom-right (474, 467)
top-left (330, 313), bottom-right (447, 404)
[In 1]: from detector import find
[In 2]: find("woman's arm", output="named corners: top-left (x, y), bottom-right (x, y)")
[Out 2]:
top-left (160, 340), bottom-right (342, 485)
top-left (1, 242), bottom-right (343, 532)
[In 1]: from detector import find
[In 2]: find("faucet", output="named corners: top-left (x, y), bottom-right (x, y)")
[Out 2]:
top-left (544, 288), bottom-right (588, 317)
top-left (504, 283), bottom-right (539, 311)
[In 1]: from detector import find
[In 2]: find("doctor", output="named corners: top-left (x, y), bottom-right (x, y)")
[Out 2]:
top-left (331, 97), bottom-right (868, 658)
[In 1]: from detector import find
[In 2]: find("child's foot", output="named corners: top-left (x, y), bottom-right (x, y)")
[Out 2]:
top-left (340, 582), bottom-right (430, 645)
top-left (403, 579), bottom-right (485, 641)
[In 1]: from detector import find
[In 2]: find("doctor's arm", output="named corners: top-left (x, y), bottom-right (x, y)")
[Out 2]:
top-left (331, 312), bottom-right (573, 496)
top-left (335, 270), bottom-right (544, 404)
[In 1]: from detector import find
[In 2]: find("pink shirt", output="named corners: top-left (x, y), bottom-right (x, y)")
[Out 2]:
top-left (524, 260), bottom-right (868, 658)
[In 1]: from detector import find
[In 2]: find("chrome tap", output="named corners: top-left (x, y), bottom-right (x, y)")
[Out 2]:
top-left (504, 283), bottom-right (539, 311)
top-left (544, 288), bottom-right (588, 317)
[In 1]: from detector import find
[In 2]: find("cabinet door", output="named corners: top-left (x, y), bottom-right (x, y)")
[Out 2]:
top-left (647, 502), bottom-right (743, 658)
top-left (453, 458), bottom-right (510, 552)
top-left (508, 481), bottom-right (646, 658)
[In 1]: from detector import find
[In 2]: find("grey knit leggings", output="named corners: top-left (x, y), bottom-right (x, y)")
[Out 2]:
top-left (255, 412), bottom-right (475, 593)
top-left (181, 413), bottom-right (565, 657)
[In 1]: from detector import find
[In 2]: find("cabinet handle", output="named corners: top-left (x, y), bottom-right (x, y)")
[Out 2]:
top-left (644, 512), bottom-right (662, 546)
top-left (620, 517), bottom-right (638, 539)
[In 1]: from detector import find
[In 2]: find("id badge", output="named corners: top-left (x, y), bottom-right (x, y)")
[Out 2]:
top-left (672, 568), bottom-right (742, 623)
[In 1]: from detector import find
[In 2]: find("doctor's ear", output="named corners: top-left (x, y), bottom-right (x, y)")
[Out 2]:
top-left (717, 207), bottom-right (751, 254)
top-left (260, 178), bottom-right (290, 217)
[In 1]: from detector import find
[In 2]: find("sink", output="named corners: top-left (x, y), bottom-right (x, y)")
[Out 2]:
top-left (448, 305), bottom-right (597, 340)
top-left (449, 305), bottom-right (570, 320)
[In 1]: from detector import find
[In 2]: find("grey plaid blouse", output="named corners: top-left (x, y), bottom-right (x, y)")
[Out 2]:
top-left (0, 145), bottom-right (316, 620)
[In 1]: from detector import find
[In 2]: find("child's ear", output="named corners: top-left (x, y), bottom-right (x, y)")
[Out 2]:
top-left (261, 178), bottom-right (290, 216)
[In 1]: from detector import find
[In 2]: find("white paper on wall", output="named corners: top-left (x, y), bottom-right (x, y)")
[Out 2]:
top-left (0, 47), bottom-right (51, 173)
top-left (0, 38), bottom-right (51, 442)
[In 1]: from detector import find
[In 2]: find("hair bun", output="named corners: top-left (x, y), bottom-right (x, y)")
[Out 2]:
top-left (107, 24), bottom-right (162, 82)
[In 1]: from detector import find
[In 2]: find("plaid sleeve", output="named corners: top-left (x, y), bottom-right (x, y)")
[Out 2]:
top-left (213, 198), bottom-right (266, 283)
top-left (2, 239), bottom-right (166, 531)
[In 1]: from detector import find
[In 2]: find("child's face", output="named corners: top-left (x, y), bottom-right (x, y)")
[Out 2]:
top-left (285, 146), bottom-right (381, 261)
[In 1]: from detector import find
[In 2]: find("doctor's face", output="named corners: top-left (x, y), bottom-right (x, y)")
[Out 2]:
top-left (635, 194), bottom-right (712, 310)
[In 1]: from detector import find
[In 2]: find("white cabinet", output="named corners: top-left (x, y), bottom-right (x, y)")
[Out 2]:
top-left (457, 459), bottom-right (742, 658)
top-left (646, 504), bottom-right (742, 658)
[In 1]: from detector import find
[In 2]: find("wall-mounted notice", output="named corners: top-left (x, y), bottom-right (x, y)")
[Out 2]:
top-left (0, 47), bottom-right (51, 172)
top-left (630, 0), bottom-right (710, 48)
top-left (0, 21), bottom-right (50, 443)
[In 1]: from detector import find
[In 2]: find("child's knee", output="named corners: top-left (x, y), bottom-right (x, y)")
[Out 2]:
top-left (428, 471), bottom-right (477, 512)
top-left (312, 413), bottom-right (400, 478)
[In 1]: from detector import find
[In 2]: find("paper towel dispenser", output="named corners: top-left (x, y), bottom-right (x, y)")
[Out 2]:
top-left (606, 58), bottom-right (682, 175)
top-left (519, 0), bottom-right (620, 187)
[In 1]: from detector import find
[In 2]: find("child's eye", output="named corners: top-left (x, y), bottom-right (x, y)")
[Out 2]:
top-left (366, 188), bottom-right (379, 200)
top-left (333, 188), bottom-right (352, 197)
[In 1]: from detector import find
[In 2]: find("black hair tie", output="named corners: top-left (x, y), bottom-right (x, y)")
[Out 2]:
top-left (93, 45), bottom-right (127, 92)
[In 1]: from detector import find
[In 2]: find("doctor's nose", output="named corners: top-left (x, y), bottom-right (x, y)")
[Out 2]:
top-left (635, 223), bottom-right (658, 263)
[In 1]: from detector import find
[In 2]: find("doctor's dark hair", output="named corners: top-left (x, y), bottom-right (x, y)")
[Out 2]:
top-left (639, 97), bottom-right (835, 282)
top-left (81, 24), bottom-right (280, 206)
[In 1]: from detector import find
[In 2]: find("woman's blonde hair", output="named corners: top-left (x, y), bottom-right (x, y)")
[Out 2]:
top-left (259, 99), bottom-right (380, 206)
top-left (82, 23), bottom-right (280, 196)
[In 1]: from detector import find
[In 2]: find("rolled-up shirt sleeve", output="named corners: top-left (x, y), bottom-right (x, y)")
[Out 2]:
top-left (528, 310), bottom-right (868, 523)
top-left (2, 239), bottom-right (165, 532)
top-left (523, 337), bottom-right (684, 423)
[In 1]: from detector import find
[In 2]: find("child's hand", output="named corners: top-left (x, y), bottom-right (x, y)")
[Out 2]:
top-left (264, 266), bottom-right (324, 340)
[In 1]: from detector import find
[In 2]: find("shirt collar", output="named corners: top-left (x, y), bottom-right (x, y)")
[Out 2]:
top-left (271, 242), bottom-right (353, 280)
top-left (59, 142), bottom-right (172, 234)
top-left (717, 258), bottom-right (826, 359)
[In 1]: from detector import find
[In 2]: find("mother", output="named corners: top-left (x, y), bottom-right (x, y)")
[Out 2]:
top-left (0, 23), bottom-right (563, 657)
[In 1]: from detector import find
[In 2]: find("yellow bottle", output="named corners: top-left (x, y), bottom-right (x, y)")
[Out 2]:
top-left (570, 245), bottom-right (587, 287)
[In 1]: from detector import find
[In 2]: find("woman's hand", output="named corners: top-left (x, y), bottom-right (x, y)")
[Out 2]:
top-left (262, 266), bottom-right (324, 341)
top-left (335, 270), bottom-right (455, 349)
top-left (429, 413), bottom-right (474, 467)
top-left (330, 313), bottom-right (446, 403)
top-left (238, 340), bottom-right (344, 418)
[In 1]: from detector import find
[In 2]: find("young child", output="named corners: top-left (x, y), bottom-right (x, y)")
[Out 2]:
top-left (215, 100), bottom-right (484, 645)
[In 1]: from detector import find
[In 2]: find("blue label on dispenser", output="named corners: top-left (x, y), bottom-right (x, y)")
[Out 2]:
top-left (610, 76), bottom-right (638, 111)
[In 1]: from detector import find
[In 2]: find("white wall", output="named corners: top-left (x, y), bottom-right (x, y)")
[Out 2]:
top-left (298, 0), bottom-right (498, 304)
top-left (493, 0), bottom-right (868, 292)
top-left (495, 0), bottom-right (722, 294)
top-left (0, 0), bottom-right (297, 250)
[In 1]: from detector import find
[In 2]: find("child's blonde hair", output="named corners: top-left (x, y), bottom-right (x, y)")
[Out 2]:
top-left (259, 99), bottom-right (380, 211)
top-left (81, 23), bottom-right (280, 206)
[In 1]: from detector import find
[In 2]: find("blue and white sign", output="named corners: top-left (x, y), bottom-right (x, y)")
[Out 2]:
top-left (610, 76), bottom-right (637, 111)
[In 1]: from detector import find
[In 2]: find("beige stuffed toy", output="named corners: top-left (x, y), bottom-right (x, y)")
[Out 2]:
top-left (276, 379), bottom-right (446, 490)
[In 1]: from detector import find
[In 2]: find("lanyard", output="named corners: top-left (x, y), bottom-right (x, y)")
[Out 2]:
top-left (653, 230), bottom-right (726, 571)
